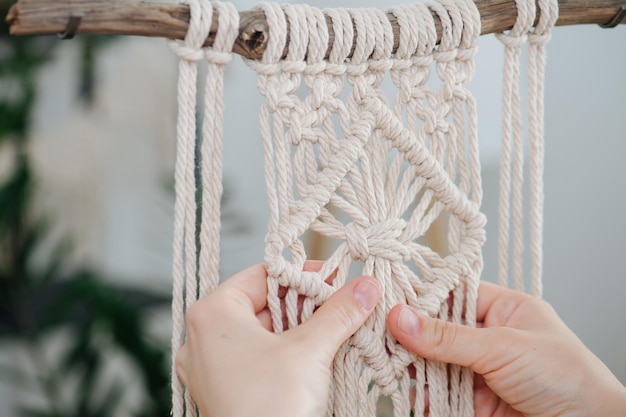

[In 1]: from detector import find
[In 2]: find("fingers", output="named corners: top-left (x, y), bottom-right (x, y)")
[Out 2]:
top-left (388, 305), bottom-right (508, 375)
top-left (203, 261), bottom-right (337, 332)
top-left (476, 281), bottom-right (529, 325)
top-left (288, 276), bottom-right (381, 359)
top-left (214, 263), bottom-right (269, 314)
top-left (256, 307), bottom-right (273, 331)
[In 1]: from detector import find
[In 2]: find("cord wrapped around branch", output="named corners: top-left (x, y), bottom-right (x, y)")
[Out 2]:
top-left (6, 0), bottom-right (626, 60)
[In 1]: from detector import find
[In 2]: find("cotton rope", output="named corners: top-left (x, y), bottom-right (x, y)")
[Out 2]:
top-left (496, 0), bottom-right (558, 296)
top-left (168, 0), bottom-right (556, 416)
top-left (245, 1), bottom-right (485, 416)
top-left (169, 1), bottom-right (238, 415)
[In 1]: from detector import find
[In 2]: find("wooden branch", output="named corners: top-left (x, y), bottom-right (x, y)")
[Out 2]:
top-left (6, 0), bottom-right (626, 60)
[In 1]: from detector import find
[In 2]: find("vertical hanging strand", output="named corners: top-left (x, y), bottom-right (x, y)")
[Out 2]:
top-left (496, 0), bottom-right (535, 291)
top-left (198, 2), bottom-right (239, 298)
top-left (168, 0), bottom-right (204, 414)
top-left (168, 0), bottom-right (213, 415)
top-left (527, 0), bottom-right (558, 298)
top-left (424, 3), bottom-right (455, 414)
top-left (322, 11), bottom-right (354, 416)
top-left (439, 1), bottom-right (482, 415)
top-left (248, 2), bottom-right (288, 334)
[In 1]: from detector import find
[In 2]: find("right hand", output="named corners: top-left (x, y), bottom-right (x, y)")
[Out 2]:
top-left (387, 282), bottom-right (626, 417)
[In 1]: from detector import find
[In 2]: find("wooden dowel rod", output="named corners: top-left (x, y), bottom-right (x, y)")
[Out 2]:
top-left (6, 0), bottom-right (626, 60)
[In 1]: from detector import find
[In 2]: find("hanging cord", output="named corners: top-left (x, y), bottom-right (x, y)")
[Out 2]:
top-left (169, 1), bottom-right (237, 415)
top-left (496, 0), bottom-right (558, 295)
top-left (496, 0), bottom-right (535, 292)
top-left (168, 0), bottom-right (210, 413)
top-left (198, 2), bottom-right (239, 298)
top-left (528, 0), bottom-right (558, 297)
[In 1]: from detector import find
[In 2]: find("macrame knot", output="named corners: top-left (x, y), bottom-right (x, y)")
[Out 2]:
top-left (169, 44), bottom-right (205, 62)
top-left (422, 106), bottom-right (449, 135)
top-left (277, 270), bottom-right (328, 300)
top-left (352, 328), bottom-right (399, 394)
top-left (304, 61), bottom-right (327, 76)
top-left (369, 59), bottom-right (394, 74)
top-left (345, 222), bottom-right (369, 260)
top-left (204, 49), bottom-right (233, 65)
top-left (391, 58), bottom-right (412, 72)
top-left (346, 63), bottom-right (370, 77)
top-left (496, 32), bottom-right (529, 48)
top-left (457, 46), bottom-right (478, 62)
top-left (280, 60), bottom-right (308, 74)
top-left (345, 219), bottom-right (410, 262)
top-left (434, 49), bottom-right (458, 64)
top-left (444, 253), bottom-right (472, 278)
top-left (168, 0), bottom-right (212, 62)
top-left (324, 63), bottom-right (347, 77)
top-left (413, 54), bottom-right (434, 68)
top-left (528, 32), bottom-right (552, 46)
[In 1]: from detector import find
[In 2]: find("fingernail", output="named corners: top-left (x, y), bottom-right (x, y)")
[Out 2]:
top-left (353, 279), bottom-right (380, 310)
top-left (398, 306), bottom-right (419, 335)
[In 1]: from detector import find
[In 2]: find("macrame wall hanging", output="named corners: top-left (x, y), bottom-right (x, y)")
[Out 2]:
top-left (166, 0), bottom-right (557, 416)
top-left (6, 0), bottom-right (625, 416)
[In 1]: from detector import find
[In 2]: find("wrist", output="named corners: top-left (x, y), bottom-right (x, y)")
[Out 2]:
top-left (602, 383), bottom-right (626, 417)
top-left (584, 379), bottom-right (626, 417)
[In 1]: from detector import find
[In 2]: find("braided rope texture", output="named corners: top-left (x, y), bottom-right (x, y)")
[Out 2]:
top-left (247, 1), bottom-right (485, 415)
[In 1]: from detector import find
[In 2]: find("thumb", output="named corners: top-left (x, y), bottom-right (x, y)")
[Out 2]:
top-left (288, 276), bottom-right (381, 358)
top-left (388, 305), bottom-right (506, 375)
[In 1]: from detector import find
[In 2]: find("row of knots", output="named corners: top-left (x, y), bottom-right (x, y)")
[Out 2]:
top-left (249, 1), bottom-right (481, 70)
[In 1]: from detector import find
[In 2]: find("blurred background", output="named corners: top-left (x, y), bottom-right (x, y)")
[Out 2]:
top-left (1, 0), bottom-right (624, 415)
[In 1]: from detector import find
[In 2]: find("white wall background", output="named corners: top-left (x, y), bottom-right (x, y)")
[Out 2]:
top-left (2, 1), bottom-right (624, 415)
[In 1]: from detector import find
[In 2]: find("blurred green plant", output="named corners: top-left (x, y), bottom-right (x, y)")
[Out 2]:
top-left (0, 2), bottom-right (172, 416)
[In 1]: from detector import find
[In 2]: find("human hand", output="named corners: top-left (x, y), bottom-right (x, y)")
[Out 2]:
top-left (175, 262), bottom-right (382, 417)
top-left (388, 282), bottom-right (626, 417)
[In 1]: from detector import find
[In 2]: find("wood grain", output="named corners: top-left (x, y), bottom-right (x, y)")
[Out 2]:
top-left (6, 0), bottom-right (626, 60)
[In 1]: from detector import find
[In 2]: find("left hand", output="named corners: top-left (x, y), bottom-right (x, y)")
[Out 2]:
top-left (175, 262), bottom-right (382, 417)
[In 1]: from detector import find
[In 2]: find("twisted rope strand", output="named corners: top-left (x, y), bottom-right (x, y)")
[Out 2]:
top-left (168, 0), bottom-right (207, 413)
top-left (169, 1), bottom-right (236, 415)
top-left (528, 0), bottom-right (558, 297)
top-left (198, 1), bottom-right (239, 298)
top-left (496, 0), bottom-right (535, 291)
top-left (496, 0), bottom-right (556, 295)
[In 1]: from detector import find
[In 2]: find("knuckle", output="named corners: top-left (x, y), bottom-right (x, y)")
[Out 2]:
top-left (430, 319), bottom-right (458, 362)
top-left (329, 301), bottom-right (361, 334)
top-left (475, 327), bottom-right (521, 373)
top-left (534, 297), bottom-right (558, 317)
top-left (184, 300), bottom-right (211, 333)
